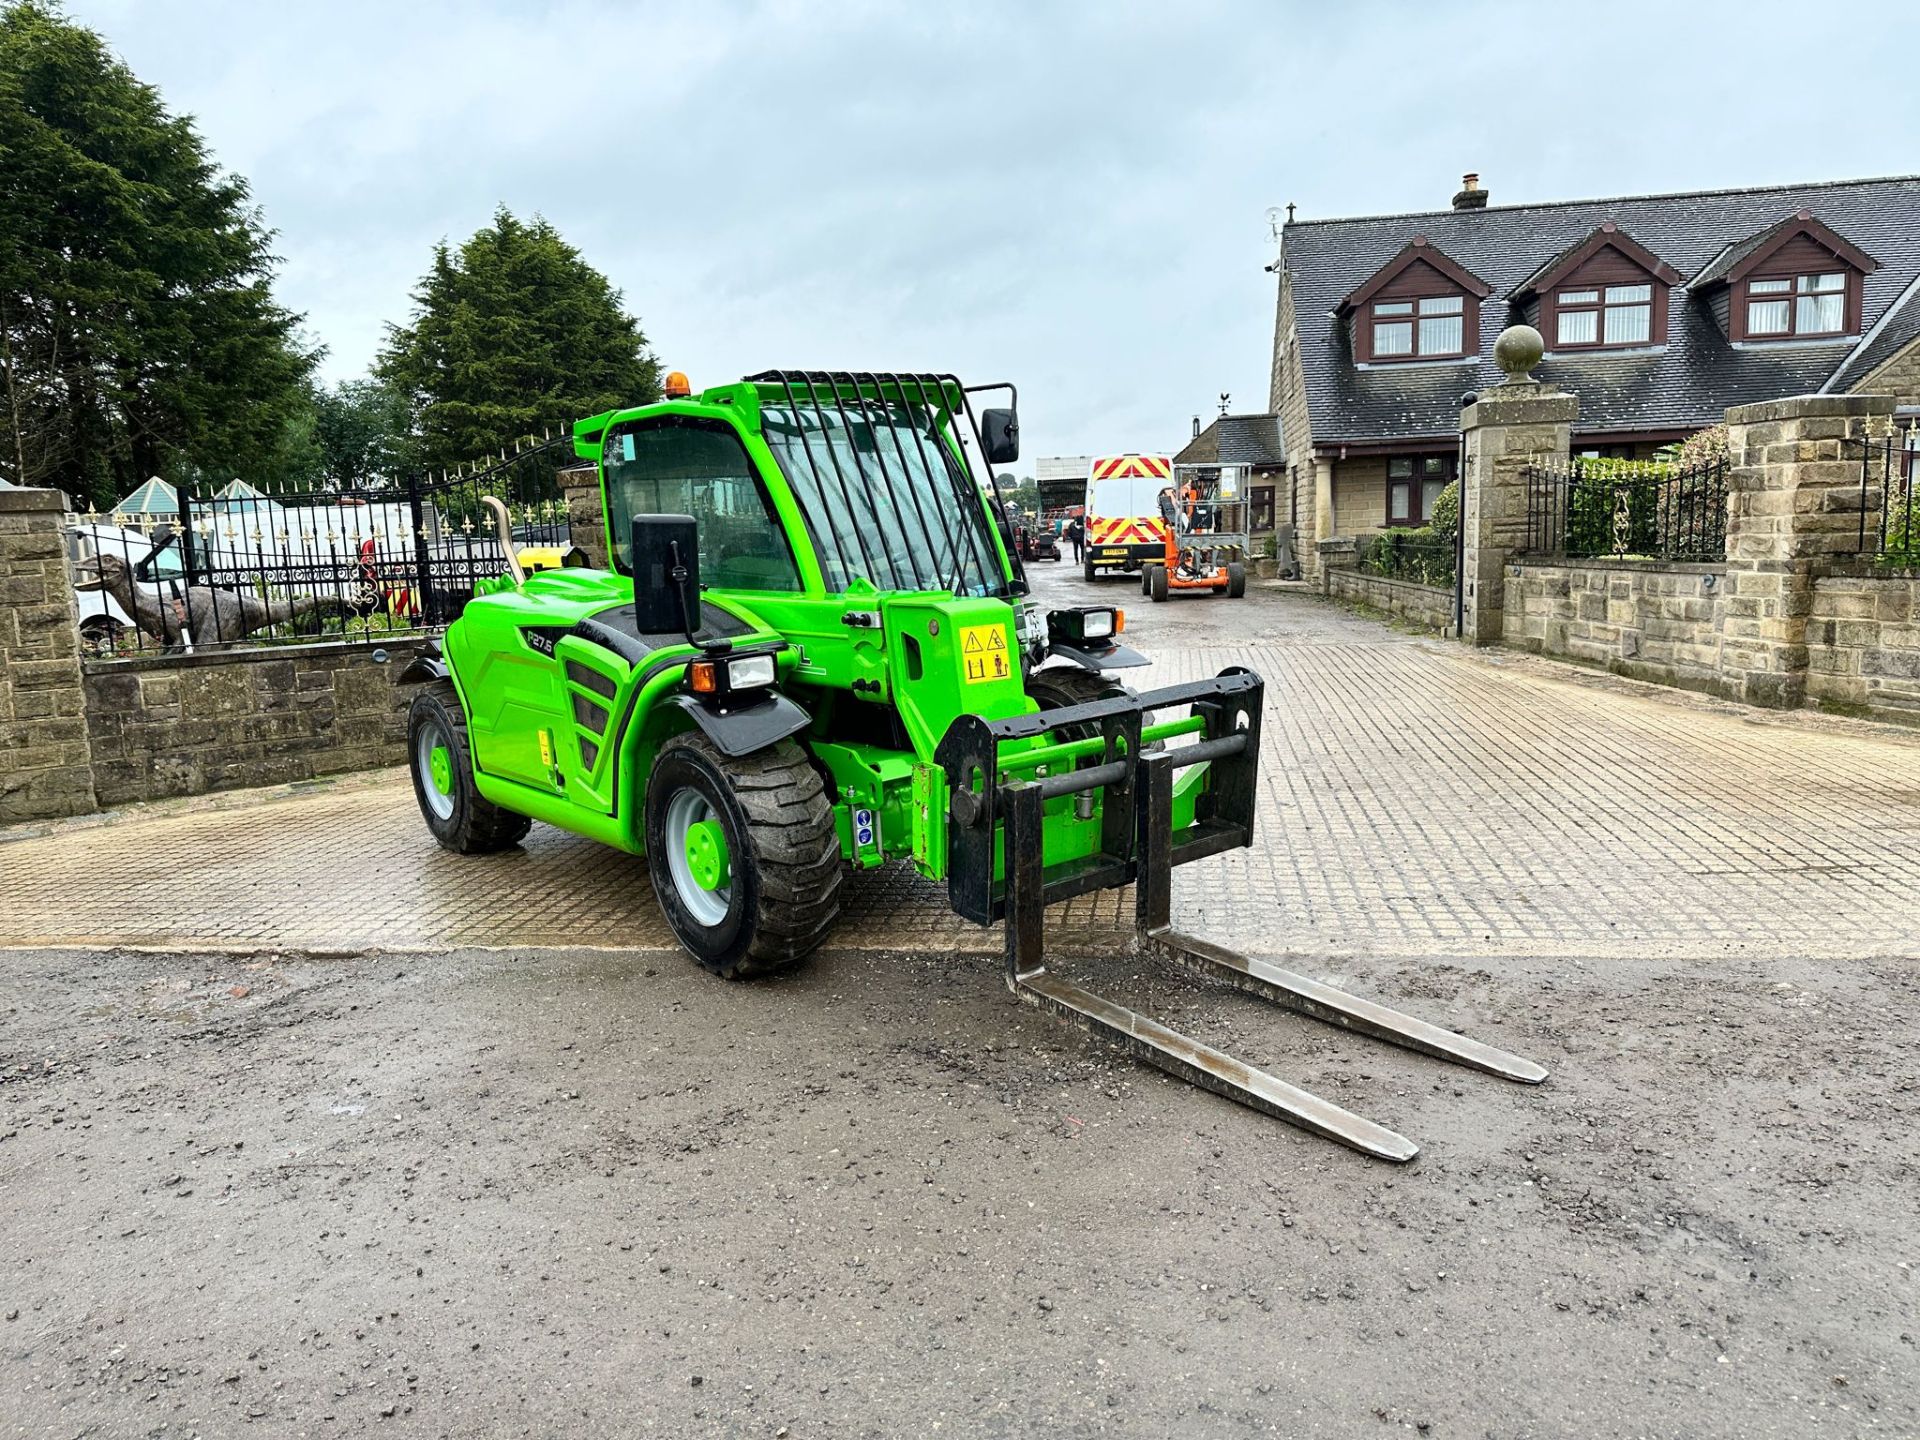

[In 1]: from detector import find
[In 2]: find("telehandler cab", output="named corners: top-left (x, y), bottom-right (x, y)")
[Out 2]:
top-left (405, 370), bottom-right (1544, 1159)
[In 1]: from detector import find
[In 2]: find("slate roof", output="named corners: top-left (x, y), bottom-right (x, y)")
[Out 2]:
top-left (1175, 413), bottom-right (1285, 469)
top-left (1825, 273), bottom-right (1920, 393)
top-left (1281, 175), bottom-right (1920, 444)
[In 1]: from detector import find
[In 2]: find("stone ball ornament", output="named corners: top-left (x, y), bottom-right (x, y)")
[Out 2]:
top-left (1494, 324), bottom-right (1544, 383)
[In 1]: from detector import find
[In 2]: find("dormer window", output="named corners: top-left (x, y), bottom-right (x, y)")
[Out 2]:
top-left (1509, 224), bottom-right (1679, 354)
top-left (1555, 284), bottom-right (1652, 347)
top-left (1339, 237), bottom-right (1491, 365)
top-left (1744, 272), bottom-right (1845, 337)
top-left (1371, 295), bottom-right (1465, 358)
top-left (1691, 210), bottom-right (1879, 344)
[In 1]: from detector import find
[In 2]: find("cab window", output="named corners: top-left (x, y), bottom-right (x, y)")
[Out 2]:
top-left (603, 418), bottom-right (802, 592)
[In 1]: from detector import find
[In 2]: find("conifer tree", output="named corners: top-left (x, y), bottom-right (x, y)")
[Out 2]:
top-left (377, 208), bottom-right (659, 472)
top-left (0, 1), bottom-right (315, 507)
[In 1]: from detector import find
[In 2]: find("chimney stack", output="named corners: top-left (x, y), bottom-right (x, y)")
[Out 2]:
top-left (1452, 172), bottom-right (1487, 210)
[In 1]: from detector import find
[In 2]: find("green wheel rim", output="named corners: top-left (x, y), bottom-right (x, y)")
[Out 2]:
top-left (428, 744), bottom-right (453, 796)
top-left (684, 816), bottom-right (731, 893)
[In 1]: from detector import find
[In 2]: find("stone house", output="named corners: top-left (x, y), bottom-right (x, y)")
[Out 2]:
top-left (1265, 172), bottom-right (1920, 577)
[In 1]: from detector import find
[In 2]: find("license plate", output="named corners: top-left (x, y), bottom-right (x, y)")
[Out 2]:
top-left (1101, 548), bottom-right (1127, 556)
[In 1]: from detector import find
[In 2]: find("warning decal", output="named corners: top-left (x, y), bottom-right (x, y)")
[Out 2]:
top-left (959, 623), bottom-right (1012, 685)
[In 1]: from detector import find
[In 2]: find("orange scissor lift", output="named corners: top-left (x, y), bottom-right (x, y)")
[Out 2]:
top-left (1142, 463), bottom-right (1249, 603)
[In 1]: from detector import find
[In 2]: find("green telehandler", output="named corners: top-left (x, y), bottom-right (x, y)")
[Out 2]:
top-left (403, 370), bottom-right (1544, 1160)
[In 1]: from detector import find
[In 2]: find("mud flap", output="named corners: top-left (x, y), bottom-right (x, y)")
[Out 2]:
top-left (666, 691), bottom-right (811, 759)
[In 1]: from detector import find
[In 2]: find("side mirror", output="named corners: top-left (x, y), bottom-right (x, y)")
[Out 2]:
top-left (981, 407), bottom-right (1019, 465)
top-left (629, 514), bottom-right (702, 640)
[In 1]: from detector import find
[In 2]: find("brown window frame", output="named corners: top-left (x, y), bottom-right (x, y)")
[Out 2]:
top-left (1250, 485), bottom-right (1275, 532)
top-left (1366, 292), bottom-right (1469, 362)
top-left (1551, 283), bottom-right (1657, 351)
top-left (1739, 270), bottom-right (1851, 340)
top-left (1384, 452), bottom-right (1456, 528)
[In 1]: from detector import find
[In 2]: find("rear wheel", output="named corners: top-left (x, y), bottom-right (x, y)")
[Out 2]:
top-left (1226, 562), bottom-right (1247, 599)
top-left (408, 680), bottom-right (533, 854)
top-left (1083, 557), bottom-right (1097, 583)
top-left (644, 733), bottom-right (842, 980)
top-left (1148, 565), bottom-right (1169, 602)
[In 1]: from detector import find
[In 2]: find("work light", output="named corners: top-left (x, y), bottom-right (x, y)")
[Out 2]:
top-left (728, 653), bottom-right (777, 689)
top-left (1047, 606), bottom-right (1124, 647)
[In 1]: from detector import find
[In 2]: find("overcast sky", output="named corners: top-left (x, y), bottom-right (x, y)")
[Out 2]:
top-left (66, 0), bottom-right (1920, 464)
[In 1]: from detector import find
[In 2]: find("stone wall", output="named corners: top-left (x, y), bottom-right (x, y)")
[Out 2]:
top-left (1482, 392), bottom-right (1920, 720)
top-left (0, 488), bottom-right (98, 821)
top-left (1806, 567), bottom-right (1920, 720)
top-left (82, 641), bottom-right (432, 807)
top-left (1332, 456), bottom-right (1389, 535)
top-left (1325, 568), bottom-right (1451, 631)
top-left (1504, 560), bottom-right (1727, 694)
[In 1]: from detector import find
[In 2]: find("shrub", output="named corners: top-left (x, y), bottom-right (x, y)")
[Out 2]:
top-left (1359, 525), bottom-right (1456, 587)
top-left (1428, 480), bottom-right (1459, 539)
top-left (1662, 423), bottom-right (1730, 471)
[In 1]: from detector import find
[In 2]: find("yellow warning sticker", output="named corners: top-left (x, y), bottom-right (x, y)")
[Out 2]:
top-left (959, 623), bottom-right (1012, 685)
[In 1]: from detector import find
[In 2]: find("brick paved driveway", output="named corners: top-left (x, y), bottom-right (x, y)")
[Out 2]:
top-left (6, 569), bottom-right (1919, 960)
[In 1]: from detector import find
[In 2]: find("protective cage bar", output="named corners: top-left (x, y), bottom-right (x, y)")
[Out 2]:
top-left (972, 669), bottom-right (1548, 1161)
top-left (745, 369), bottom-right (1027, 599)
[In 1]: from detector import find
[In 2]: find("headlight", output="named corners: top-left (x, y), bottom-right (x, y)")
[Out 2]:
top-left (1047, 605), bottom-right (1122, 647)
top-left (727, 653), bottom-right (776, 689)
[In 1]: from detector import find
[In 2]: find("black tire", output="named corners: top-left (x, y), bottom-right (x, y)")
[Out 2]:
top-left (1025, 665), bottom-right (1128, 715)
top-left (408, 680), bottom-right (533, 854)
top-left (1025, 666), bottom-right (1131, 766)
top-left (1226, 562), bottom-right (1247, 599)
top-left (1083, 557), bottom-right (1097, 583)
top-left (1148, 564), bottom-right (1169, 603)
top-left (644, 732), bottom-right (842, 980)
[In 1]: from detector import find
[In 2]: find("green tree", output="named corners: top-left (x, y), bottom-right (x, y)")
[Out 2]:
top-left (312, 377), bottom-right (414, 487)
top-left (377, 207), bottom-right (659, 474)
top-left (0, 1), bottom-right (316, 508)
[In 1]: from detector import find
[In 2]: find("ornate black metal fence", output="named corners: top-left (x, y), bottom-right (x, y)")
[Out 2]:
top-left (1523, 455), bottom-right (1729, 562)
top-left (1357, 527), bottom-right (1457, 588)
top-left (1850, 419), bottom-right (1920, 566)
top-left (67, 432), bottom-right (576, 657)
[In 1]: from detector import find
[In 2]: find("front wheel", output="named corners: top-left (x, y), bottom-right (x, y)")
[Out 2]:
top-left (408, 681), bottom-right (533, 854)
top-left (1226, 562), bottom-right (1247, 599)
top-left (644, 733), bottom-right (843, 980)
top-left (1148, 565), bottom-right (1169, 602)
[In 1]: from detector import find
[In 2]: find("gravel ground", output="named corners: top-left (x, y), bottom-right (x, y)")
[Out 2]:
top-left (2, 938), bottom-right (1916, 1438)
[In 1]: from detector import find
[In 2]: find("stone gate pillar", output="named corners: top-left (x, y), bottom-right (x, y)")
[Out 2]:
top-left (1718, 393), bottom-right (1894, 707)
top-left (1458, 327), bottom-right (1578, 644)
top-left (0, 488), bottom-right (99, 821)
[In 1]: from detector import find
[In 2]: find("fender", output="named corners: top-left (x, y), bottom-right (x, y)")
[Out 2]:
top-left (1047, 640), bottom-right (1150, 672)
top-left (666, 691), bottom-right (812, 758)
top-left (397, 650), bottom-right (448, 685)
